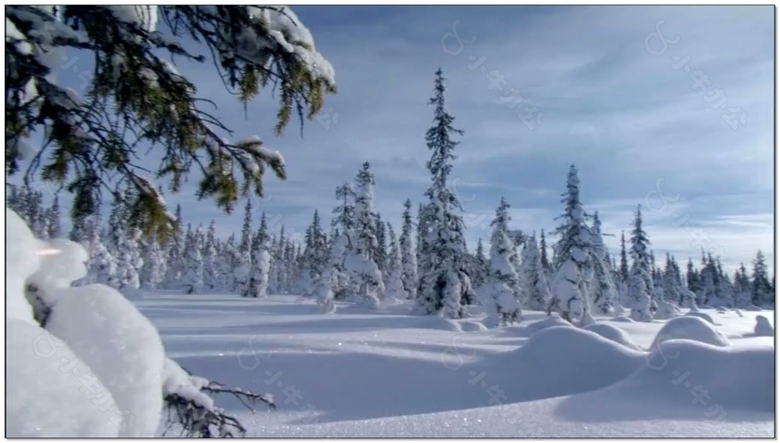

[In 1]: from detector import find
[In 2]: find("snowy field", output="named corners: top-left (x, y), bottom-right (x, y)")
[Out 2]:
top-left (138, 292), bottom-right (775, 438)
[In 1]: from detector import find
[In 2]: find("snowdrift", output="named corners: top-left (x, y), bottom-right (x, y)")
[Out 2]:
top-left (556, 338), bottom-right (774, 423)
top-left (650, 316), bottom-right (730, 349)
top-left (585, 322), bottom-right (642, 351)
top-left (490, 326), bottom-right (645, 402)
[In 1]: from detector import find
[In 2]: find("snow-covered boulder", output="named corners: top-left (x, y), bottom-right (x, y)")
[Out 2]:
top-left (650, 316), bottom-right (730, 350)
top-left (609, 316), bottom-right (635, 323)
top-left (754, 315), bottom-right (774, 337)
top-left (585, 323), bottom-right (642, 351)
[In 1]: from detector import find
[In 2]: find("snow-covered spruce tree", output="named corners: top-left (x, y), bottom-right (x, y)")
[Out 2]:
top-left (344, 162), bottom-right (384, 308)
top-left (549, 165), bottom-right (594, 325)
top-left (182, 225), bottom-right (205, 294)
top-left (374, 212), bottom-right (389, 282)
top-left (221, 234), bottom-right (240, 292)
top-left (399, 199), bottom-right (418, 299)
top-left (298, 210), bottom-right (328, 295)
top-left (383, 222), bottom-right (408, 303)
top-left (139, 234), bottom-right (167, 290)
top-left (85, 215), bottom-right (119, 288)
top-left (415, 69), bottom-right (475, 319)
top-left (539, 229), bottom-right (552, 277)
top-left (586, 211), bottom-right (618, 315)
top-left (519, 233), bottom-right (552, 311)
top-left (162, 204), bottom-right (184, 290)
top-left (202, 220), bottom-right (220, 291)
top-left (479, 198), bottom-right (522, 326)
top-left (45, 195), bottom-right (62, 239)
top-left (751, 250), bottom-right (774, 307)
top-left (245, 233), bottom-right (271, 298)
top-left (733, 263), bottom-right (753, 308)
top-left (7, 6), bottom-right (336, 242)
top-left (627, 205), bottom-right (653, 322)
top-left (313, 230), bottom-right (349, 312)
top-left (471, 237), bottom-right (489, 290)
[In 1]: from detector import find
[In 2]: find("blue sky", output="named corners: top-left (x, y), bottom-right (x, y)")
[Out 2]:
top-left (24, 5), bottom-right (775, 273)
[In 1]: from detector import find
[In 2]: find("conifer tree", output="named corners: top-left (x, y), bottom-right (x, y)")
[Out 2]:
top-left (416, 68), bottom-right (474, 319)
top-left (627, 205), bottom-right (653, 321)
top-left (7, 5), bottom-right (336, 240)
top-left (480, 198), bottom-right (522, 326)
top-left (399, 199), bottom-right (418, 299)
top-left (519, 233), bottom-right (552, 312)
top-left (751, 250), bottom-right (773, 307)
top-left (383, 222), bottom-right (407, 302)
top-left (587, 211), bottom-right (618, 315)
top-left (202, 220), bottom-right (220, 290)
top-left (549, 165), bottom-right (593, 324)
top-left (45, 195), bottom-right (62, 239)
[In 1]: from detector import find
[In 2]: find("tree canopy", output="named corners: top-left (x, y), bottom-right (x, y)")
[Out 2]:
top-left (6, 6), bottom-right (336, 238)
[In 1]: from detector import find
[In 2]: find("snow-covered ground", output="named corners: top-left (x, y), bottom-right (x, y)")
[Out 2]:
top-left (137, 292), bottom-right (775, 438)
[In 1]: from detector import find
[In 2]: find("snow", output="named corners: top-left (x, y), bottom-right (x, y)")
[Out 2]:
top-left (585, 322), bottom-right (643, 351)
top-left (103, 6), bottom-right (158, 32)
top-left (650, 316), bottom-right (730, 350)
top-left (753, 315), bottom-right (774, 337)
top-left (6, 319), bottom-right (120, 437)
top-left (686, 310), bottom-right (715, 324)
top-left (132, 293), bottom-right (773, 437)
top-left (46, 283), bottom-right (165, 436)
top-left (6, 208), bottom-right (42, 323)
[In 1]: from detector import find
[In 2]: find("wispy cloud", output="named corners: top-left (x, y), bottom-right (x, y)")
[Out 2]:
top-left (28, 5), bottom-right (773, 273)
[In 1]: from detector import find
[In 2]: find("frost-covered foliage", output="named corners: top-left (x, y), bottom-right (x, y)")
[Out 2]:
top-left (416, 69), bottom-right (475, 319)
top-left (519, 234), bottom-right (552, 311)
top-left (7, 207), bottom-right (274, 437)
top-left (6, 5), bottom-right (336, 238)
top-left (161, 357), bottom-right (274, 437)
top-left (549, 165), bottom-right (593, 324)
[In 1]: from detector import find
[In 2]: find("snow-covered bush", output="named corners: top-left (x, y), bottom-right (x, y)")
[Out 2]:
top-left (6, 207), bottom-right (274, 437)
top-left (650, 316), bottom-right (730, 349)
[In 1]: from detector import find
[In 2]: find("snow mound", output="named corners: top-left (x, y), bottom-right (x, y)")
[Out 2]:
top-left (527, 316), bottom-right (574, 334)
top-left (650, 316), bottom-right (730, 350)
top-left (7, 319), bottom-right (119, 437)
top-left (685, 310), bottom-right (714, 324)
top-left (492, 326), bottom-right (644, 402)
top-left (585, 323), bottom-right (642, 351)
top-left (46, 284), bottom-right (165, 437)
top-left (6, 208), bottom-right (42, 323)
top-left (460, 321), bottom-right (489, 332)
top-left (622, 339), bottom-right (774, 412)
top-left (716, 306), bottom-right (728, 313)
top-left (745, 305), bottom-right (763, 312)
top-left (609, 316), bottom-right (635, 323)
top-left (418, 316), bottom-right (463, 332)
top-left (754, 315), bottom-right (774, 337)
